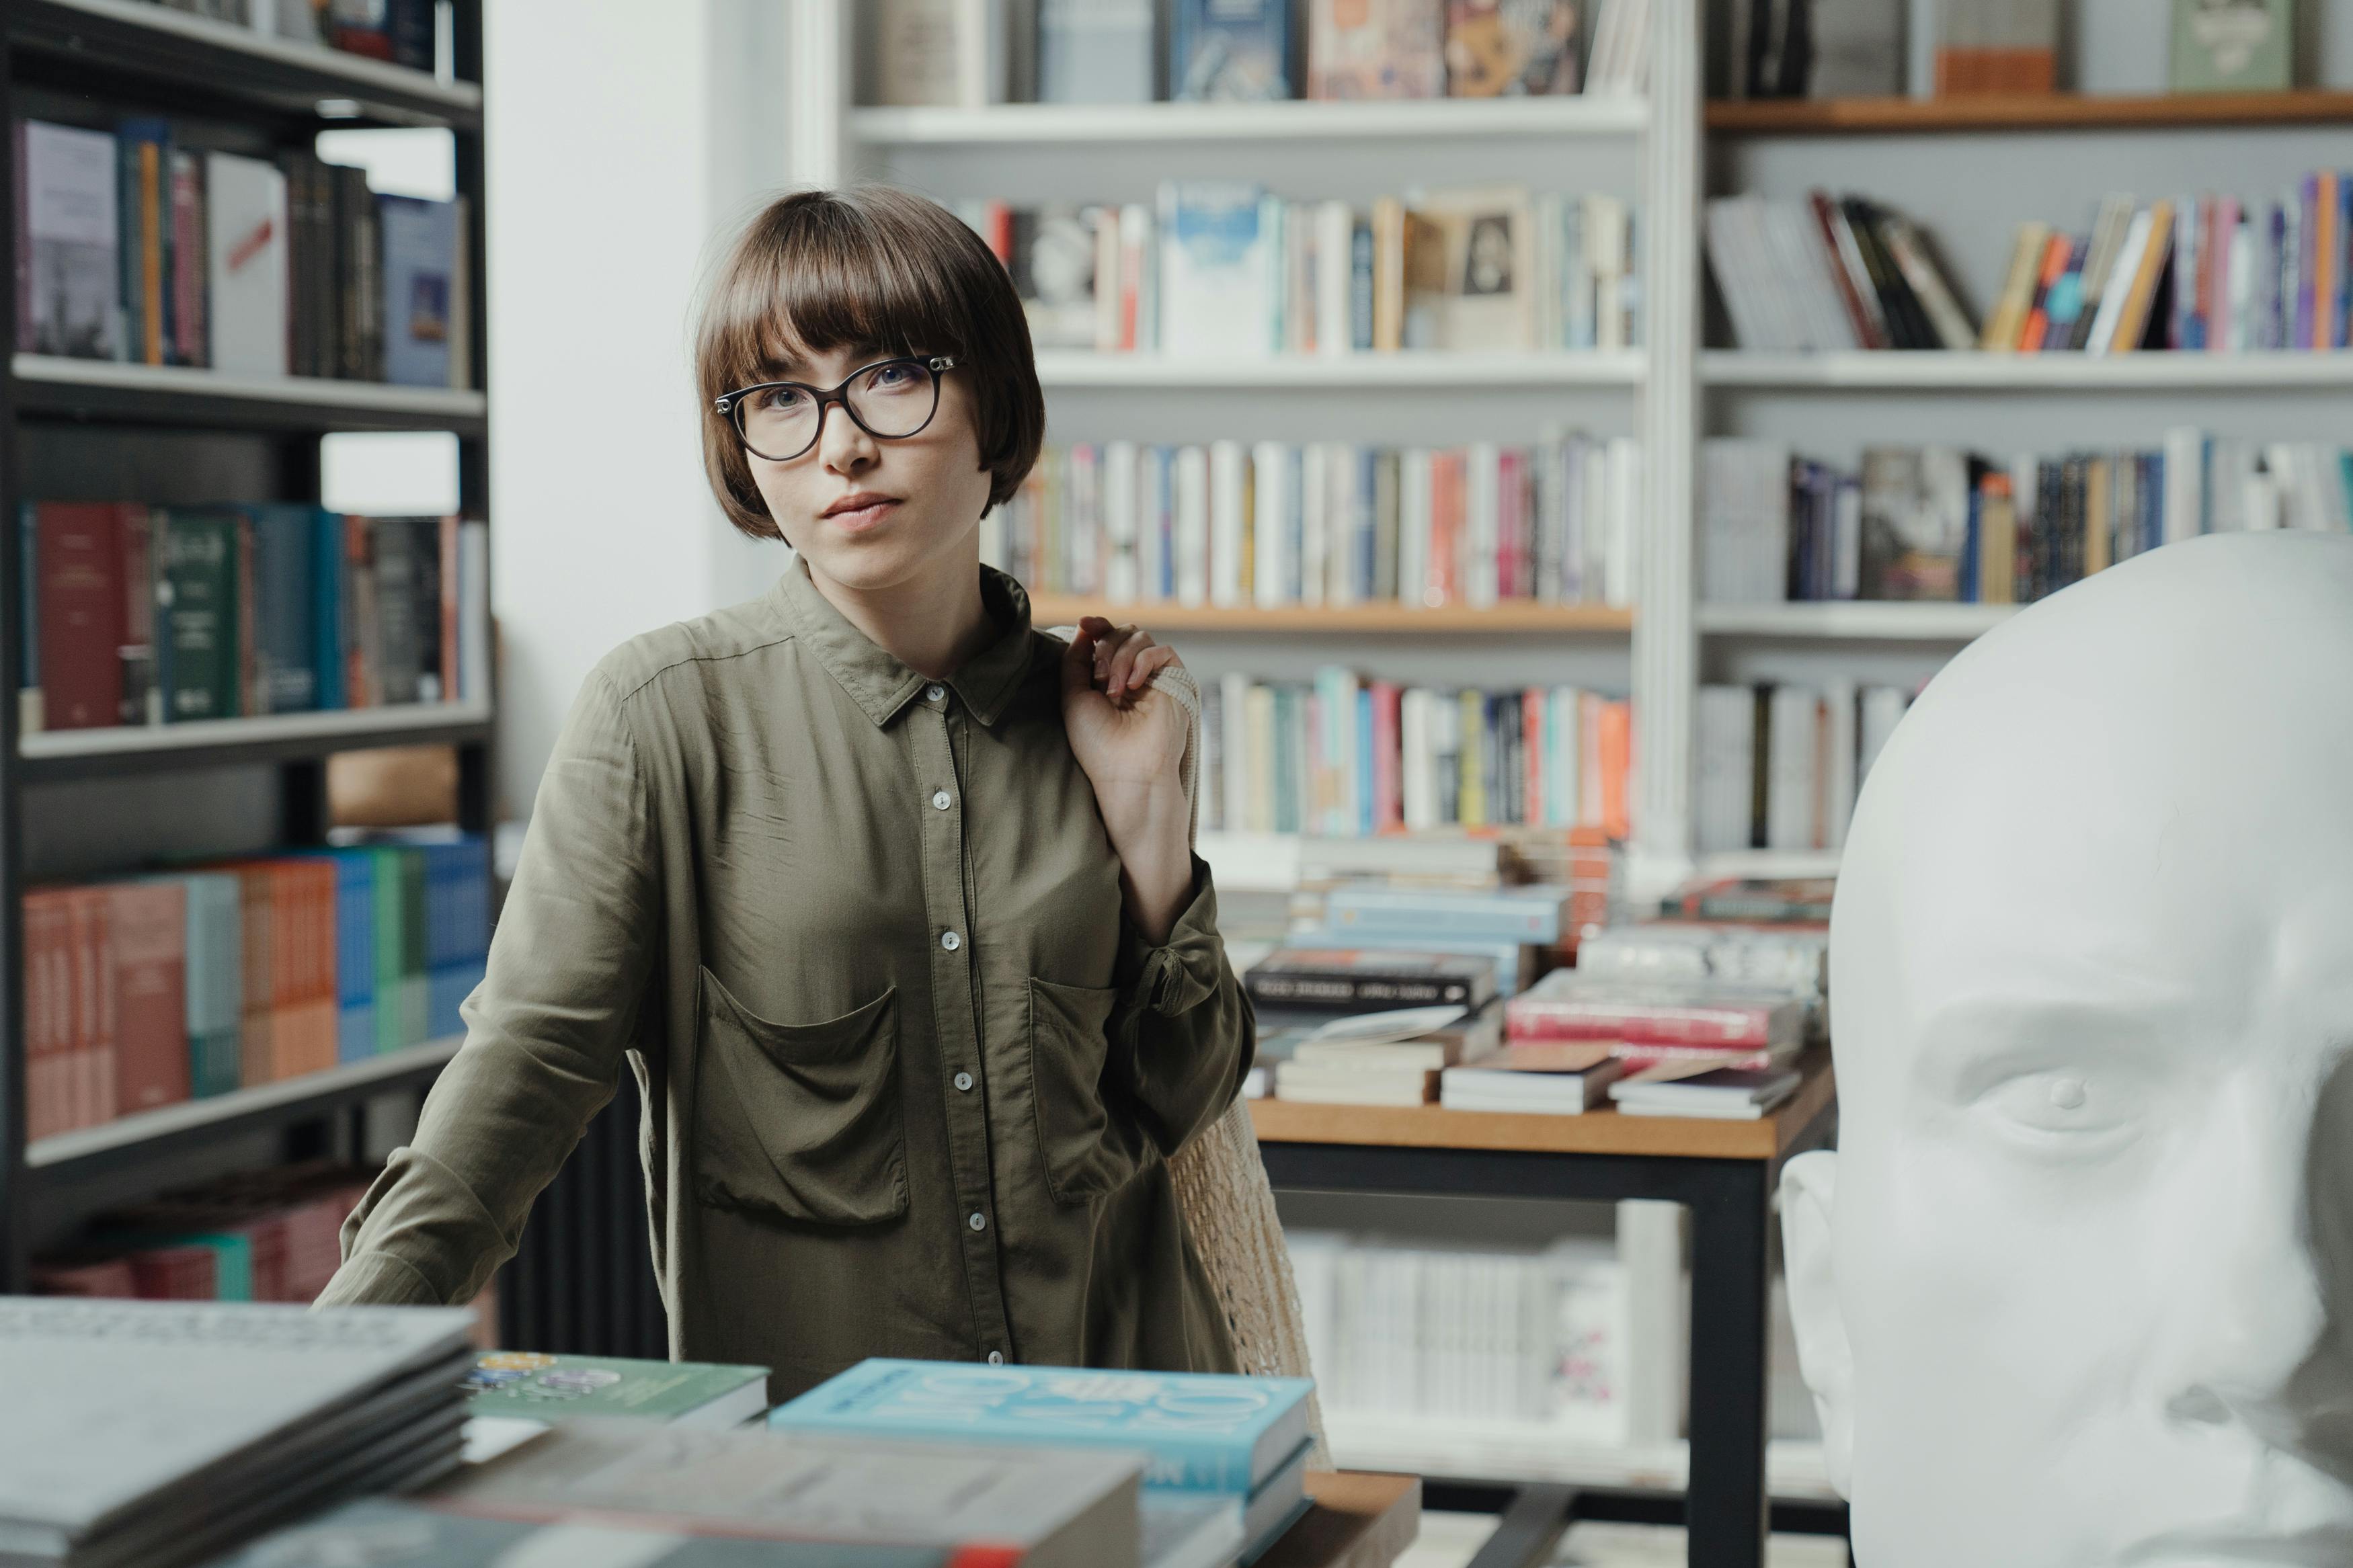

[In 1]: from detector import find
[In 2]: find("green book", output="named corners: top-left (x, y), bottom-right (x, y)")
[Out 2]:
top-left (156, 509), bottom-right (241, 723)
top-left (2170, 0), bottom-right (2292, 92)
top-left (369, 846), bottom-right (407, 1053)
top-left (464, 1352), bottom-right (771, 1428)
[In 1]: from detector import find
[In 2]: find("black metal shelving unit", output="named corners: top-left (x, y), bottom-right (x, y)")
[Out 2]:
top-left (0, 0), bottom-right (492, 1289)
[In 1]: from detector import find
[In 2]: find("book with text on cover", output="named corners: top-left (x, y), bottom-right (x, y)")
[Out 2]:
top-left (769, 1358), bottom-right (1315, 1493)
top-left (1245, 946), bottom-right (1499, 1014)
top-left (463, 1350), bottom-right (770, 1428)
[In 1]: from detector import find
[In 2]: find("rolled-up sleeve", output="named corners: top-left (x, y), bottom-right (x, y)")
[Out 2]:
top-left (315, 667), bottom-right (660, 1309)
top-left (1110, 852), bottom-right (1254, 1159)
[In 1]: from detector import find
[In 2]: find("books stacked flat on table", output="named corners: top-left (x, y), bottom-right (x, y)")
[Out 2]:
top-left (1244, 946), bottom-right (1497, 1015)
top-left (1505, 968), bottom-right (1808, 1071)
top-left (1574, 921), bottom-right (1828, 1041)
top-left (770, 1359), bottom-right (1320, 1568)
top-left (1439, 1039), bottom-right (1624, 1115)
top-left (0, 1296), bottom-right (476, 1568)
top-left (1609, 1063), bottom-right (1803, 1120)
top-left (458, 1350), bottom-right (772, 1464)
top-left (1268, 1003), bottom-right (1501, 1107)
top-left (427, 1416), bottom-right (1144, 1568)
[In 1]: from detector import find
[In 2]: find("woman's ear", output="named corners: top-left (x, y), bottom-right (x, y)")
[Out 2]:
top-left (1780, 1149), bottom-right (1856, 1498)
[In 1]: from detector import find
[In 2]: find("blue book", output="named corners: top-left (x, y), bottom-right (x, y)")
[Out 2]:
top-left (296, 850), bottom-right (376, 1063)
top-left (173, 872), bottom-right (244, 1096)
top-left (1170, 0), bottom-right (1294, 101)
top-left (243, 504), bottom-right (320, 712)
top-left (768, 1358), bottom-right (1315, 1493)
top-left (377, 194), bottom-right (458, 387)
top-left (1323, 883), bottom-right (1573, 944)
top-left (313, 507), bottom-right (345, 710)
top-left (1355, 686), bottom-right (1375, 837)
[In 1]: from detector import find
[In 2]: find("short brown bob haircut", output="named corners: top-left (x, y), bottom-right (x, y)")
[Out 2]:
top-left (695, 185), bottom-right (1045, 542)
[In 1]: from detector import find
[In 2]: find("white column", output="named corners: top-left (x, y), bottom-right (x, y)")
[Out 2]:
top-left (1631, 0), bottom-right (1702, 895)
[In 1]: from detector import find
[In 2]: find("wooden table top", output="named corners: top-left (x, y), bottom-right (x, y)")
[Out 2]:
top-left (1248, 1050), bottom-right (1835, 1162)
top-left (1257, 1471), bottom-right (1422, 1568)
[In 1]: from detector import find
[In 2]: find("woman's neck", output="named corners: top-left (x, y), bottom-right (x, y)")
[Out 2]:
top-left (802, 546), bottom-right (998, 681)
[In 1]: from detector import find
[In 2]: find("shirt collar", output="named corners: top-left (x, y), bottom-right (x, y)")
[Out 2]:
top-left (772, 552), bottom-right (1038, 729)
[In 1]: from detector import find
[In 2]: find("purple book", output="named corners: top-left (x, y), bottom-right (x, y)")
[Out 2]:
top-left (2296, 173), bottom-right (2319, 349)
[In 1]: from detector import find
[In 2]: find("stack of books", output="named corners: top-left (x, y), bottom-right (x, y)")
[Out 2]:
top-left (1439, 1040), bottom-right (1622, 1114)
top-left (1657, 874), bottom-right (1836, 925)
top-left (989, 431), bottom-right (1641, 612)
top-left (460, 1351), bottom-right (772, 1462)
top-left (0, 1296), bottom-right (477, 1568)
top-left (1265, 1003), bottom-right (1503, 1107)
top-left (1706, 190), bottom-right (1977, 354)
top-left (770, 1358), bottom-right (1320, 1567)
top-left (1609, 1065), bottom-right (1803, 1121)
top-left (1696, 680), bottom-right (1913, 858)
top-left (1505, 969), bottom-right (1809, 1071)
top-left (22, 834), bottom-right (491, 1143)
top-left (22, 503), bottom-right (489, 737)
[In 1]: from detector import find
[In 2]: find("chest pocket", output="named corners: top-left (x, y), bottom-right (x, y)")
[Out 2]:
top-left (693, 965), bottom-right (909, 1227)
top-left (1029, 976), bottom-right (1147, 1204)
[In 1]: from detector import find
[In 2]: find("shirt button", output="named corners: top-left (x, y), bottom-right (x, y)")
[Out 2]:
top-left (954, 1071), bottom-right (974, 1092)
top-left (986, 1351), bottom-right (1005, 1366)
top-left (968, 1211), bottom-right (987, 1232)
top-left (932, 789), bottom-right (953, 810)
top-left (941, 930), bottom-right (961, 952)
top-left (925, 682), bottom-right (947, 702)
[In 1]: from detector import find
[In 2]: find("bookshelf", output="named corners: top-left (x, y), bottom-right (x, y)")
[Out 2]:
top-left (850, 93), bottom-right (1649, 144)
top-left (1700, 349), bottom-right (2353, 390)
top-left (0, 2), bottom-right (492, 1288)
top-left (1028, 598), bottom-right (1636, 635)
top-left (1031, 348), bottom-right (1648, 388)
top-left (1707, 87), bottom-right (2353, 136)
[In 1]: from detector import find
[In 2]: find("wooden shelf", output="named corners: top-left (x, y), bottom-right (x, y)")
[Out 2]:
top-left (1702, 349), bottom-right (2353, 390)
top-left (1706, 88), bottom-right (2353, 136)
top-left (1248, 1053), bottom-right (1835, 1163)
top-left (1027, 598), bottom-right (1636, 634)
top-left (13, 355), bottom-right (489, 434)
top-left (24, 1036), bottom-right (463, 1180)
top-left (11, 0), bottom-right (480, 131)
top-left (852, 94), bottom-right (1646, 145)
top-left (1259, 1473), bottom-right (1421, 1568)
top-left (1697, 602), bottom-right (2018, 639)
top-left (1033, 349), bottom-right (1645, 389)
top-left (19, 702), bottom-right (493, 782)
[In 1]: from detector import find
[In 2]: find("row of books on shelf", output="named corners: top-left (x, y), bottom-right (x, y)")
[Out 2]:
top-left (21, 503), bottom-right (487, 735)
top-left (15, 116), bottom-right (469, 384)
top-left (968, 181), bottom-right (1640, 358)
top-left (132, 0), bottom-right (438, 71)
top-left (988, 434), bottom-right (1640, 610)
top-left (1198, 674), bottom-right (1633, 842)
top-left (1696, 680), bottom-right (1916, 856)
top-left (874, 0), bottom-right (1646, 107)
top-left (1701, 435), bottom-right (2353, 608)
top-left (31, 1159), bottom-right (376, 1303)
top-left (6, 1292), bottom-right (1324, 1568)
top-left (1708, 174), bottom-right (2353, 357)
top-left (20, 833), bottom-right (489, 1145)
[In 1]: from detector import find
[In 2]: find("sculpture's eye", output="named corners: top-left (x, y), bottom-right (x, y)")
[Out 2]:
top-left (1981, 1069), bottom-right (2143, 1145)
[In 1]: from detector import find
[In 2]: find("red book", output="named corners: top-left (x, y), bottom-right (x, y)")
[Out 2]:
top-left (23, 890), bottom-right (69, 1143)
top-left (30, 1257), bottom-right (137, 1297)
top-left (170, 151), bottom-right (206, 367)
top-left (1597, 698), bottom-right (1631, 841)
top-left (1370, 681), bottom-right (1402, 831)
top-left (34, 503), bottom-right (129, 731)
top-left (107, 878), bottom-right (190, 1114)
top-left (1495, 448), bottom-right (1522, 601)
top-left (276, 859), bottom-right (340, 1079)
top-left (1522, 689), bottom-right (1546, 828)
top-left (126, 1243), bottom-right (216, 1300)
top-left (221, 863), bottom-right (276, 1087)
top-left (67, 886), bottom-right (118, 1129)
top-left (1428, 450), bottom-right (1464, 606)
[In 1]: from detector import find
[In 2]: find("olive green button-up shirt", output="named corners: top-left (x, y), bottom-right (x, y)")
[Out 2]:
top-left (315, 556), bottom-right (1254, 1401)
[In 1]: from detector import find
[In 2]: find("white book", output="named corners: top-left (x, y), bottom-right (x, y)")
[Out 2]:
top-left (206, 151), bottom-right (290, 377)
top-left (1220, 671), bottom-right (1251, 835)
top-left (1104, 440), bottom-right (1140, 604)
top-left (1464, 441), bottom-right (1501, 609)
top-left (1533, 192), bottom-right (1563, 350)
top-left (1038, 0), bottom-right (1154, 104)
top-left (19, 120), bottom-right (120, 360)
top-left (1399, 448), bottom-right (1433, 608)
top-left (1823, 677), bottom-right (1859, 851)
top-left (1765, 684), bottom-right (1822, 852)
top-left (1158, 180), bottom-right (1277, 359)
top-left (1174, 444), bottom-right (1211, 605)
top-left (1696, 684), bottom-right (1756, 856)
top-left (1252, 440), bottom-right (1289, 608)
top-left (1587, 195), bottom-right (1631, 351)
top-left (458, 520), bottom-right (490, 703)
top-left (2083, 208), bottom-right (2152, 354)
top-left (1320, 443), bottom-right (1353, 606)
top-left (1312, 198), bottom-right (1355, 356)
top-left (874, 0), bottom-right (961, 105)
top-left (1856, 684), bottom-right (1909, 792)
top-left (1700, 438), bottom-right (1792, 604)
top-left (1603, 436), bottom-right (1640, 608)
top-left (1209, 439), bottom-right (1248, 606)
top-left (1400, 688), bottom-right (1433, 829)
top-left (1300, 442), bottom-right (1329, 608)
top-left (1548, 685), bottom-right (1581, 827)
top-left (2162, 425), bottom-right (2206, 543)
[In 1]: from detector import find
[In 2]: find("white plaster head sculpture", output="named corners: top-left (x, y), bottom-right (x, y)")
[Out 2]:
top-left (1782, 532), bottom-right (2353, 1565)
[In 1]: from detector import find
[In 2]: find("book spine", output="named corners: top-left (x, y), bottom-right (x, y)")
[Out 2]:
top-left (1246, 970), bottom-right (1476, 1011)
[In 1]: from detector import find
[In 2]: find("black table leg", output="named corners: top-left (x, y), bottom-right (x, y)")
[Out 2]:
top-left (1684, 1158), bottom-right (1773, 1568)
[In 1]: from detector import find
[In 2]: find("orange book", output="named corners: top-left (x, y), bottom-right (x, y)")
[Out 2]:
top-left (225, 864), bottom-right (276, 1087)
top-left (1429, 450), bottom-right (1464, 606)
top-left (1577, 692), bottom-right (1604, 827)
top-left (107, 879), bottom-right (190, 1115)
top-left (1523, 689), bottom-right (1546, 829)
top-left (139, 141), bottom-right (165, 366)
top-left (2108, 199), bottom-right (2176, 354)
top-left (2313, 173), bottom-right (2340, 351)
top-left (67, 886), bottom-right (118, 1129)
top-left (2015, 233), bottom-right (2074, 353)
top-left (1598, 698), bottom-right (1632, 842)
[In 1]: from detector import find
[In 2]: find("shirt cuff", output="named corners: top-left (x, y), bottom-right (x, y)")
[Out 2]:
top-left (1118, 852), bottom-right (1227, 1019)
top-left (311, 1249), bottom-right (444, 1309)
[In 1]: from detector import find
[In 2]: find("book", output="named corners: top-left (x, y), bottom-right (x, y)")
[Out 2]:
top-left (154, 510), bottom-right (243, 723)
top-left (17, 120), bottom-right (120, 360)
top-left (1505, 969), bottom-right (1808, 1050)
top-left (438, 1415), bottom-right (1144, 1568)
top-left (1933, 0), bottom-right (2056, 94)
top-left (1170, 0), bottom-right (1295, 100)
top-left (204, 151), bottom-right (288, 377)
top-left (104, 879), bottom-right (190, 1116)
top-left (1400, 183), bottom-right (1536, 351)
top-left (463, 1351), bottom-right (770, 1429)
top-left (1158, 182), bottom-right (1277, 358)
top-left (1439, 1050), bottom-right (1625, 1112)
top-left (377, 194), bottom-right (458, 387)
top-left (1284, 1001), bottom-right (1501, 1069)
top-left (1443, 0), bottom-right (1581, 96)
top-left (1609, 1063), bottom-right (1803, 1119)
top-left (32, 503), bottom-right (128, 731)
top-left (769, 1358), bottom-right (1316, 1494)
top-left (1246, 947), bottom-right (1499, 1013)
top-left (2171, 0), bottom-right (2292, 92)
top-left (1039, 0), bottom-right (1156, 101)
top-left (1308, 0), bottom-right (1445, 98)
top-left (1273, 1060), bottom-right (1439, 1105)
top-left (1322, 884), bottom-right (1572, 943)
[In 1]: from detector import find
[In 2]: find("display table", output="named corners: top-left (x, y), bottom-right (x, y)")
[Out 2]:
top-left (1249, 1054), bottom-right (1840, 1568)
top-left (1260, 1471), bottom-right (1422, 1568)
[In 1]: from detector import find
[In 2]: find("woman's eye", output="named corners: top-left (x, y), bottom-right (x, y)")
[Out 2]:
top-left (1980, 1071), bottom-right (2142, 1140)
top-left (866, 364), bottom-right (916, 391)
top-left (755, 387), bottom-right (806, 411)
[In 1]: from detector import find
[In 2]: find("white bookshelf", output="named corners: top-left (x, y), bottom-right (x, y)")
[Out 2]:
top-left (850, 94), bottom-right (1647, 145)
top-left (1704, 349), bottom-right (2353, 390)
top-left (1033, 349), bottom-right (1646, 388)
top-left (1696, 602), bottom-right (2017, 638)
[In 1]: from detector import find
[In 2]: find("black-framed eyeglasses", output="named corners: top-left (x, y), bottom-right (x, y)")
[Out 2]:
top-left (713, 354), bottom-right (959, 462)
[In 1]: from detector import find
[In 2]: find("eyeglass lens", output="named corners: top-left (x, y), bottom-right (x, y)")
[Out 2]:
top-left (736, 360), bottom-right (942, 461)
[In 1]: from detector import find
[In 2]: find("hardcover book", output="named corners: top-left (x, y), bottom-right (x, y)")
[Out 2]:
top-left (1308, 0), bottom-right (1444, 98)
top-left (1170, 0), bottom-right (1295, 100)
top-left (768, 1358), bottom-right (1315, 1493)
top-left (1443, 0), bottom-right (1581, 96)
top-left (204, 151), bottom-right (289, 377)
top-left (1245, 948), bottom-right (1499, 1014)
top-left (1039, 0), bottom-right (1156, 101)
top-left (377, 194), bottom-right (458, 387)
top-left (1322, 883), bottom-right (1572, 942)
top-left (463, 1351), bottom-right (770, 1429)
top-left (2171, 0), bottom-right (2292, 93)
top-left (17, 120), bottom-right (120, 360)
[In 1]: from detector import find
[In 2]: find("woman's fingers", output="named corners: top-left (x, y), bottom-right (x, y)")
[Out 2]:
top-left (1107, 629), bottom-right (1156, 696)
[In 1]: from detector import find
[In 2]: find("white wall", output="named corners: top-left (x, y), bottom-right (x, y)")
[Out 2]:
top-left (485, 0), bottom-right (796, 822)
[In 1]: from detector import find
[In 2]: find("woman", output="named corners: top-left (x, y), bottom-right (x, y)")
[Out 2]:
top-left (317, 186), bottom-right (1257, 1402)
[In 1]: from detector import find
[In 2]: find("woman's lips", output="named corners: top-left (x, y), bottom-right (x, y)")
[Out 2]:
top-left (826, 499), bottom-right (899, 532)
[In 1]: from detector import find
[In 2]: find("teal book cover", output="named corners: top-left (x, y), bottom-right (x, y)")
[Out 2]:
top-left (768, 1358), bottom-right (1313, 1493)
